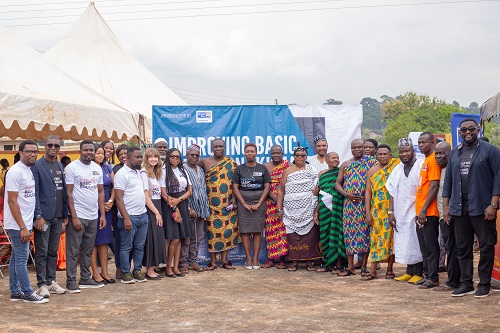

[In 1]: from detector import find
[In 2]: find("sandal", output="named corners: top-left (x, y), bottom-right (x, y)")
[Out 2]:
top-left (288, 265), bottom-right (298, 272)
top-left (276, 262), bottom-right (287, 269)
top-left (188, 265), bottom-right (205, 272)
top-left (306, 265), bottom-right (315, 272)
top-left (331, 267), bottom-right (342, 276)
top-left (361, 274), bottom-right (378, 281)
top-left (338, 269), bottom-right (356, 277)
top-left (386, 272), bottom-right (396, 279)
top-left (179, 267), bottom-right (189, 274)
top-left (221, 261), bottom-right (236, 270)
top-left (262, 261), bottom-right (275, 269)
top-left (361, 268), bottom-right (370, 277)
top-left (205, 262), bottom-right (217, 271)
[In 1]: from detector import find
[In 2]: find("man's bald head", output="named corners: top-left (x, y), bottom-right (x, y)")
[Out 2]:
top-left (435, 141), bottom-right (451, 167)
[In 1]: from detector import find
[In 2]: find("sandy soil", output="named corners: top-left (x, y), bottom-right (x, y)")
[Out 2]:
top-left (1, 261), bottom-right (499, 333)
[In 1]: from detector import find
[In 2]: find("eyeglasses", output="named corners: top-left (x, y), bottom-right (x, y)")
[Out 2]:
top-left (460, 126), bottom-right (477, 133)
top-left (294, 154), bottom-right (307, 157)
top-left (47, 143), bottom-right (61, 149)
top-left (170, 155), bottom-right (181, 159)
top-left (23, 150), bottom-right (38, 155)
top-left (188, 154), bottom-right (200, 157)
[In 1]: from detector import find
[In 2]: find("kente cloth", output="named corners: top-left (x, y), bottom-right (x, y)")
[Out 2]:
top-left (205, 157), bottom-right (240, 252)
top-left (318, 167), bottom-right (346, 266)
top-left (368, 158), bottom-right (399, 262)
top-left (265, 160), bottom-right (290, 260)
top-left (386, 160), bottom-right (424, 265)
top-left (342, 155), bottom-right (377, 255)
top-left (282, 165), bottom-right (318, 236)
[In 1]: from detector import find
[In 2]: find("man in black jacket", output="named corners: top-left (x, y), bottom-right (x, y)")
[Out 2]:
top-left (32, 135), bottom-right (68, 297)
top-left (443, 118), bottom-right (500, 298)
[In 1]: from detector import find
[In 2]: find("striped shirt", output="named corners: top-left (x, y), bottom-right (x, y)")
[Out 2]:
top-left (184, 164), bottom-right (210, 219)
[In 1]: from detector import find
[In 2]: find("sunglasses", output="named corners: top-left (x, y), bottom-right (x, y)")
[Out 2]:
top-left (47, 143), bottom-right (61, 149)
top-left (170, 155), bottom-right (181, 159)
top-left (460, 126), bottom-right (477, 133)
top-left (294, 154), bottom-right (307, 157)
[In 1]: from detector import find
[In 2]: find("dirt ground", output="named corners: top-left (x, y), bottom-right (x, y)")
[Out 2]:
top-left (1, 260), bottom-right (499, 333)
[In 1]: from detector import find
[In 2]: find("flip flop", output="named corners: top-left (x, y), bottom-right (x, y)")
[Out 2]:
top-left (276, 262), bottom-right (287, 269)
top-left (361, 274), bottom-right (378, 281)
top-left (288, 265), bottom-right (298, 272)
top-left (386, 272), bottom-right (396, 279)
top-left (221, 261), bottom-right (236, 270)
top-left (338, 269), bottom-right (356, 277)
top-left (205, 263), bottom-right (217, 271)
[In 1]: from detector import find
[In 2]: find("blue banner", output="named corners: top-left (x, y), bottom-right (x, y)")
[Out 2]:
top-left (153, 105), bottom-right (314, 265)
top-left (153, 105), bottom-right (312, 164)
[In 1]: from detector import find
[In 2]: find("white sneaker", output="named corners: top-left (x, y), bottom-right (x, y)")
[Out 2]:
top-left (48, 281), bottom-right (67, 294)
top-left (36, 285), bottom-right (50, 298)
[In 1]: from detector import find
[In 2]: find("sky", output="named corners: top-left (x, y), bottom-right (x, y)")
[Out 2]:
top-left (2, 0), bottom-right (500, 107)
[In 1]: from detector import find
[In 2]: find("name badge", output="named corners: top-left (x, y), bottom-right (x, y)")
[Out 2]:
top-left (253, 172), bottom-right (262, 177)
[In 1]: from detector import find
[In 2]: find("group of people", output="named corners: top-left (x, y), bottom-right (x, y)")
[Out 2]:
top-left (4, 116), bottom-right (498, 304)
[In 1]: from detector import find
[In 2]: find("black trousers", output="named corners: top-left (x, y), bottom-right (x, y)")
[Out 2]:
top-left (405, 262), bottom-right (423, 276)
top-left (416, 216), bottom-right (440, 282)
top-left (453, 214), bottom-right (497, 288)
top-left (439, 218), bottom-right (461, 288)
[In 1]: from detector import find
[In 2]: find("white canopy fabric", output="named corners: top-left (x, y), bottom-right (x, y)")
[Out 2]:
top-left (44, 3), bottom-right (187, 143)
top-left (480, 91), bottom-right (500, 124)
top-left (0, 25), bottom-right (140, 141)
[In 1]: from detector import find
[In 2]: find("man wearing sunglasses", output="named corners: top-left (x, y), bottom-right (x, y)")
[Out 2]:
top-left (31, 135), bottom-right (68, 297)
top-left (443, 118), bottom-right (500, 298)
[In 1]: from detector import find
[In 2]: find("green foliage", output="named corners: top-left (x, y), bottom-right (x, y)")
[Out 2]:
top-left (384, 103), bottom-right (462, 151)
top-left (482, 121), bottom-right (500, 147)
top-left (361, 97), bottom-right (386, 133)
top-left (323, 99), bottom-right (343, 105)
top-left (381, 91), bottom-right (444, 121)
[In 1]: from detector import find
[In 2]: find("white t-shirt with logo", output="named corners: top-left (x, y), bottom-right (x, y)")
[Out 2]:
top-left (114, 164), bottom-right (147, 216)
top-left (65, 160), bottom-right (103, 220)
top-left (3, 162), bottom-right (36, 230)
top-left (140, 169), bottom-right (164, 200)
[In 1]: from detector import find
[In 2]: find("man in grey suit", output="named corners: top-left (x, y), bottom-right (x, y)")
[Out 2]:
top-left (32, 135), bottom-right (68, 297)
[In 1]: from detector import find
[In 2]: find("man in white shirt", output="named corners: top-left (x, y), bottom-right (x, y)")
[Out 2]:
top-left (6, 140), bottom-right (48, 304)
top-left (114, 146), bottom-right (151, 284)
top-left (307, 136), bottom-right (329, 173)
top-left (65, 140), bottom-right (106, 293)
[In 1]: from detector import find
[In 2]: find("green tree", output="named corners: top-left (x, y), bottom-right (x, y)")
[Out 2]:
top-left (381, 91), bottom-right (443, 121)
top-left (360, 97), bottom-right (386, 133)
top-left (384, 103), bottom-right (462, 151)
top-left (324, 99), bottom-right (343, 105)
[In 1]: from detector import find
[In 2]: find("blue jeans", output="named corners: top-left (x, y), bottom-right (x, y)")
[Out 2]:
top-left (8, 229), bottom-right (34, 295)
top-left (118, 213), bottom-right (148, 273)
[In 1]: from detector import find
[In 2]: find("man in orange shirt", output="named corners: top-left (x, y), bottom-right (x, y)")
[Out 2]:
top-left (415, 132), bottom-right (442, 289)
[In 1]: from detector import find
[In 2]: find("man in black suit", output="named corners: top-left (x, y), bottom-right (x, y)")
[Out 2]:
top-left (32, 135), bottom-right (68, 297)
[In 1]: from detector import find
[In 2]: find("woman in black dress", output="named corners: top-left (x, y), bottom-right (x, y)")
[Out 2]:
top-left (161, 148), bottom-right (192, 278)
top-left (233, 143), bottom-right (271, 270)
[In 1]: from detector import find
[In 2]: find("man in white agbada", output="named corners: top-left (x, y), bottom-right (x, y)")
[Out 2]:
top-left (386, 138), bottom-right (424, 284)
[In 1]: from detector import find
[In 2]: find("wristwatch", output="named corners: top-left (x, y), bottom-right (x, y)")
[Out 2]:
top-left (36, 214), bottom-right (42, 220)
top-left (490, 203), bottom-right (498, 209)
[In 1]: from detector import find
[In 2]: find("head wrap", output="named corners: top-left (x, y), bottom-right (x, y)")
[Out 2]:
top-left (154, 138), bottom-right (167, 146)
top-left (313, 135), bottom-right (327, 145)
top-left (398, 138), bottom-right (413, 147)
top-left (187, 144), bottom-right (201, 152)
top-left (293, 146), bottom-right (308, 155)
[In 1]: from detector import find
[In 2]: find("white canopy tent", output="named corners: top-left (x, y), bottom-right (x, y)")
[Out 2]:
top-left (0, 25), bottom-right (140, 142)
top-left (44, 3), bottom-right (187, 143)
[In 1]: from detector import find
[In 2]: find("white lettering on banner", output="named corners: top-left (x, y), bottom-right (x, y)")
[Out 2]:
top-left (168, 135), bottom-right (298, 157)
